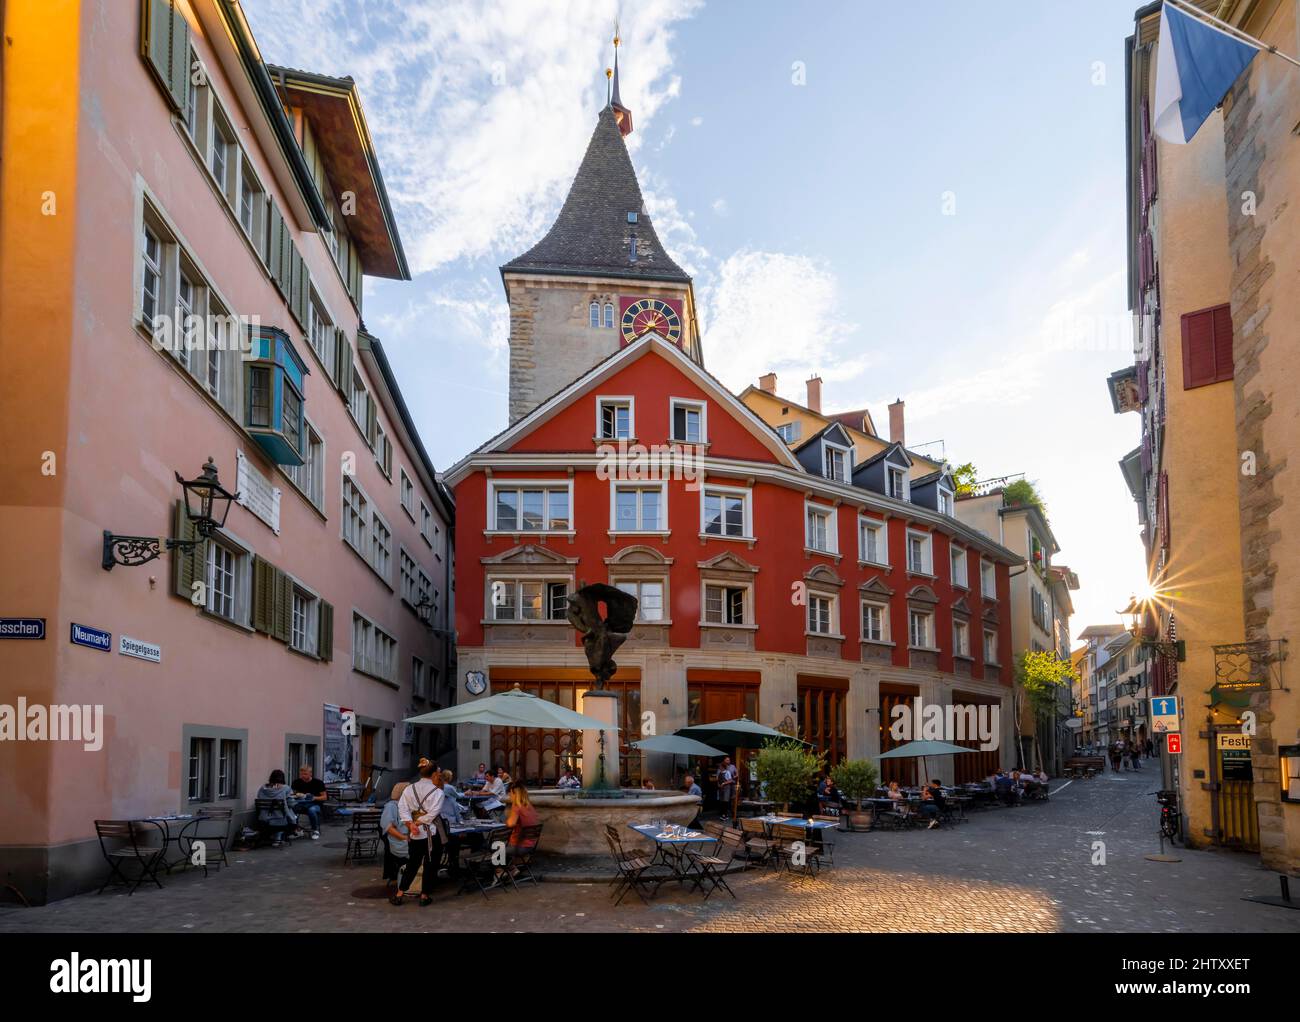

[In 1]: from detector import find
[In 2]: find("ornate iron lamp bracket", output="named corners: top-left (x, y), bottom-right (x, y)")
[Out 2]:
top-left (102, 531), bottom-right (200, 571)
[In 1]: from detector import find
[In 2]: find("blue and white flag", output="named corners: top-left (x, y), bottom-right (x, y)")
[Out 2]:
top-left (1153, 1), bottom-right (1260, 144)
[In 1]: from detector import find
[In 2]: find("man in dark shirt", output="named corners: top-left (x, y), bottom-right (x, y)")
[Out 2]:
top-left (922, 779), bottom-right (947, 829)
top-left (291, 765), bottom-right (328, 839)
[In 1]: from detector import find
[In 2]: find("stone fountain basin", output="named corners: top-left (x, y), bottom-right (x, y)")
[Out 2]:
top-left (529, 789), bottom-right (702, 856)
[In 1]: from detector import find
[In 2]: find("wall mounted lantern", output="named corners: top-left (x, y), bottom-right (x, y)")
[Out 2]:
top-left (102, 457), bottom-right (239, 570)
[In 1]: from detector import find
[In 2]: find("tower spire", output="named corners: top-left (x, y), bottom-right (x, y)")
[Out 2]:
top-left (609, 22), bottom-right (633, 137)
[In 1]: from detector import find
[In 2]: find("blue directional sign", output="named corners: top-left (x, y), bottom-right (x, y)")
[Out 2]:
top-left (1151, 696), bottom-right (1180, 734)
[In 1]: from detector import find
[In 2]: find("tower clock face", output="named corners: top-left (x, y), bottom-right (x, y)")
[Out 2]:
top-left (620, 298), bottom-right (683, 346)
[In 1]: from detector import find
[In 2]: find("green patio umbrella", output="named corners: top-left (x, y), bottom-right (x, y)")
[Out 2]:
top-left (403, 685), bottom-right (616, 732)
top-left (674, 717), bottom-right (811, 820)
top-left (877, 740), bottom-right (974, 786)
top-left (631, 734), bottom-right (728, 757)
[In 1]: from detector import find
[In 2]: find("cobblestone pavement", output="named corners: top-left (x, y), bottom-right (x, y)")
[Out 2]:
top-left (3, 769), bottom-right (1297, 933)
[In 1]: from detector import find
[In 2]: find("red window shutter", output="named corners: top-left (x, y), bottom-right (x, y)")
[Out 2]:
top-left (1180, 303), bottom-right (1233, 389)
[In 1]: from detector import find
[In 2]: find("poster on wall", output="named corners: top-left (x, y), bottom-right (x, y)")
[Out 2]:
top-left (323, 703), bottom-right (356, 784)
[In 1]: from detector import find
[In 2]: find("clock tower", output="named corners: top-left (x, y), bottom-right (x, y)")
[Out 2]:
top-left (501, 37), bottom-right (700, 423)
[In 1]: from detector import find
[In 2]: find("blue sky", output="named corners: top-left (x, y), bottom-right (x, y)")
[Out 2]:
top-left (245, 0), bottom-right (1147, 640)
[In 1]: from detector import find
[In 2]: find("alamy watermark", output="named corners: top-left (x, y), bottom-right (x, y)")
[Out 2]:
top-left (889, 696), bottom-right (1000, 751)
top-left (595, 439), bottom-right (705, 491)
top-left (0, 698), bottom-right (103, 751)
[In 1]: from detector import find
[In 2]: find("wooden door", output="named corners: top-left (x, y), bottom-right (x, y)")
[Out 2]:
top-left (360, 726), bottom-right (377, 793)
top-left (703, 688), bottom-right (744, 723)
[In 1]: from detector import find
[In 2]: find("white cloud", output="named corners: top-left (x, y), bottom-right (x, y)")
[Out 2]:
top-left (243, 0), bottom-right (702, 274)
top-left (690, 115), bottom-right (704, 126)
top-left (711, 197), bottom-right (729, 216)
top-left (697, 250), bottom-right (860, 395)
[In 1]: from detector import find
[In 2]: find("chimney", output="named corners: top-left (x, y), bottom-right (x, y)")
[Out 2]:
top-left (888, 398), bottom-right (905, 447)
top-left (758, 372), bottom-right (778, 394)
top-left (806, 375), bottom-right (823, 414)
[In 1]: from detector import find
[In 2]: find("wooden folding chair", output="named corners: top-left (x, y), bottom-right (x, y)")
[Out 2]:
top-left (94, 820), bottom-right (166, 895)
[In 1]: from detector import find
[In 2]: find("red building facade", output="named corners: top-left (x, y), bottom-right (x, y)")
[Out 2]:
top-left (450, 336), bottom-right (1018, 789)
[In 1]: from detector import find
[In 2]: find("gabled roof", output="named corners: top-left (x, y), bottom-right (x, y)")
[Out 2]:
top-left (854, 441), bottom-right (913, 473)
top-left (828, 408), bottom-right (878, 437)
top-left (911, 469), bottom-right (954, 490)
top-left (793, 421), bottom-right (854, 454)
top-left (444, 333), bottom-right (802, 482)
top-left (501, 107), bottom-right (690, 284)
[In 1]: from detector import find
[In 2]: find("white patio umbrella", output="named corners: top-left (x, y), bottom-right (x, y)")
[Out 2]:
top-left (403, 685), bottom-right (617, 732)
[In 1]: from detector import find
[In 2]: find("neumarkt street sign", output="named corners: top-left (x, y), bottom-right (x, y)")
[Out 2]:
top-left (0, 617), bottom-right (46, 639)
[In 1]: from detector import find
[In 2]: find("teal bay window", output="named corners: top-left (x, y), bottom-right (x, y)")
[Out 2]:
top-left (244, 326), bottom-right (308, 466)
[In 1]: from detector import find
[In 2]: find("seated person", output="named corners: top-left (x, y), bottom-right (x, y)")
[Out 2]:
top-left (290, 764), bottom-right (328, 839)
top-left (921, 779), bottom-right (946, 829)
top-left (478, 767), bottom-right (507, 814)
top-left (683, 774), bottom-right (702, 798)
top-left (439, 769), bottom-right (464, 825)
top-left (556, 768), bottom-right (581, 789)
top-left (472, 762), bottom-right (489, 785)
top-left (887, 781), bottom-right (905, 802)
top-left (994, 771), bottom-right (1019, 805)
top-left (255, 769), bottom-right (297, 847)
top-left (641, 777), bottom-right (656, 791)
top-left (817, 773), bottom-right (841, 808)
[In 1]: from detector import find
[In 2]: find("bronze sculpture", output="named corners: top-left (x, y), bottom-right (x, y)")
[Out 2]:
top-left (566, 581), bottom-right (638, 689)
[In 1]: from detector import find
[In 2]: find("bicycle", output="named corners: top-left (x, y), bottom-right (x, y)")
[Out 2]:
top-left (1156, 789), bottom-right (1181, 845)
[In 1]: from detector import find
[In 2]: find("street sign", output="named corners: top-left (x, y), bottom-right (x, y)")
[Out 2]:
top-left (70, 623), bottom-right (112, 652)
top-left (0, 617), bottom-right (46, 639)
top-left (1167, 733), bottom-right (1182, 754)
top-left (119, 634), bottom-right (161, 663)
top-left (1151, 695), bottom-right (1180, 733)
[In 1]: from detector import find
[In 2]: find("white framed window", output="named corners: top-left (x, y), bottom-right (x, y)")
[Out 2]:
top-left (182, 49), bottom-right (206, 145)
top-left (670, 398), bottom-right (706, 443)
top-left (342, 475), bottom-right (369, 556)
top-left (775, 421), bottom-right (802, 443)
top-left (703, 583), bottom-right (749, 626)
top-left (938, 486), bottom-right (954, 516)
top-left (805, 503), bottom-right (836, 554)
top-left (488, 578), bottom-right (570, 622)
top-left (175, 267), bottom-right (198, 373)
top-left (823, 442), bottom-right (851, 482)
top-left (204, 536), bottom-right (250, 626)
top-left (983, 628), bottom-right (999, 664)
top-left (490, 482), bottom-right (572, 532)
top-left (615, 579), bottom-right (665, 622)
top-left (701, 486), bottom-right (750, 538)
top-left (888, 466), bottom-right (909, 501)
top-left (861, 600), bottom-right (889, 642)
top-left (370, 511), bottom-right (392, 582)
top-left (141, 222), bottom-right (164, 332)
top-left (858, 517), bottom-right (887, 564)
top-left (596, 396), bottom-right (634, 440)
top-left (417, 569), bottom-right (434, 614)
top-left (950, 545), bottom-right (967, 587)
top-left (352, 613), bottom-right (397, 682)
top-left (906, 531), bottom-right (933, 574)
top-left (603, 302), bottom-right (615, 329)
top-left (400, 468), bottom-right (416, 520)
top-left (210, 105), bottom-right (237, 200)
top-left (420, 500), bottom-right (436, 548)
top-left (612, 484), bottom-right (666, 532)
top-left (188, 737), bottom-right (213, 802)
top-left (909, 609), bottom-right (934, 649)
top-left (308, 299), bottom-right (335, 372)
top-left (807, 594), bottom-right (836, 635)
top-left (217, 739), bottom-right (240, 799)
top-left (290, 587), bottom-right (319, 656)
top-left (589, 302), bottom-right (600, 328)
top-left (285, 421), bottom-right (325, 510)
top-left (980, 558), bottom-right (996, 598)
top-left (399, 549), bottom-right (418, 605)
top-left (953, 619), bottom-right (971, 657)
top-left (374, 421), bottom-right (392, 478)
top-left (349, 372), bottom-right (368, 430)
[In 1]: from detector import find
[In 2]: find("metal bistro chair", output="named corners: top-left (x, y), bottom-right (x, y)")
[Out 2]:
top-left (808, 815), bottom-right (838, 867)
top-left (686, 828), bottom-right (743, 901)
top-left (772, 822), bottom-right (818, 878)
top-left (176, 808), bottom-right (233, 876)
top-left (342, 808), bottom-right (383, 865)
top-left (738, 817), bottom-right (778, 869)
top-left (461, 825), bottom-right (513, 899)
top-left (94, 820), bottom-right (167, 895)
top-left (604, 825), bottom-right (664, 906)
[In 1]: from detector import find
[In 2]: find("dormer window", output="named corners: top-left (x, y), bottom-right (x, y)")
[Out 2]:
top-left (824, 445), bottom-right (849, 482)
top-left (888, 466), bottom-right (909, 501)
top-left (938, 487), bottom-right (954, 516)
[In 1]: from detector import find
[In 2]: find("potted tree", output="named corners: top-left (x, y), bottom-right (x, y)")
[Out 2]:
top-left (755, 740), bottom-right (822, 816)
top-left (832, 759), bottom-right (880, 831)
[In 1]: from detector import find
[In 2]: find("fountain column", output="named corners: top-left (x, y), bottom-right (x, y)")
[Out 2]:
top-left (580, 689), bottom-right (621, 792)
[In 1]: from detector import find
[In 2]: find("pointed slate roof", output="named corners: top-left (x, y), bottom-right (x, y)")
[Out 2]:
top-left (502, 107), bottom-right (691, 284)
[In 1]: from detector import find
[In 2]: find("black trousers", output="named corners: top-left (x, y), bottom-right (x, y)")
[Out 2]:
top-left (399, 834), bottom-right (443, 896)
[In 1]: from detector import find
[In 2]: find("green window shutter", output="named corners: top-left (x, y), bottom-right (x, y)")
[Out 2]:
top-left (265, 199), bottom-right (281, 273)
top-left (317, 601), bottom-right (334, 661)
top-left (288, 245), bottom-right (301, 322)
top-left (171, 499), bottom-right (205, 601)
top-left (366, 395), bottom-right (377, 448)
top-left (336, 338), bottom-right (353, 399)
top-left (141, 0), bottom-right (188, 113)
top-left (383, 436), bottom-right (392, 478)
top-left (296, 259), bottom-right (310, 330)
top-left (252, 556), bottom-right (274, 634)
top-left (273, 569), bottom-right (293, 644)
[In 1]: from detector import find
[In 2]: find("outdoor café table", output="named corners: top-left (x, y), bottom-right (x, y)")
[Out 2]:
top-left (132, 814), bottom-right (195, 872)
top-left (627, 822), bottom-right (716, 882)
top-left (754, 815), bottom-right (840, 838)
